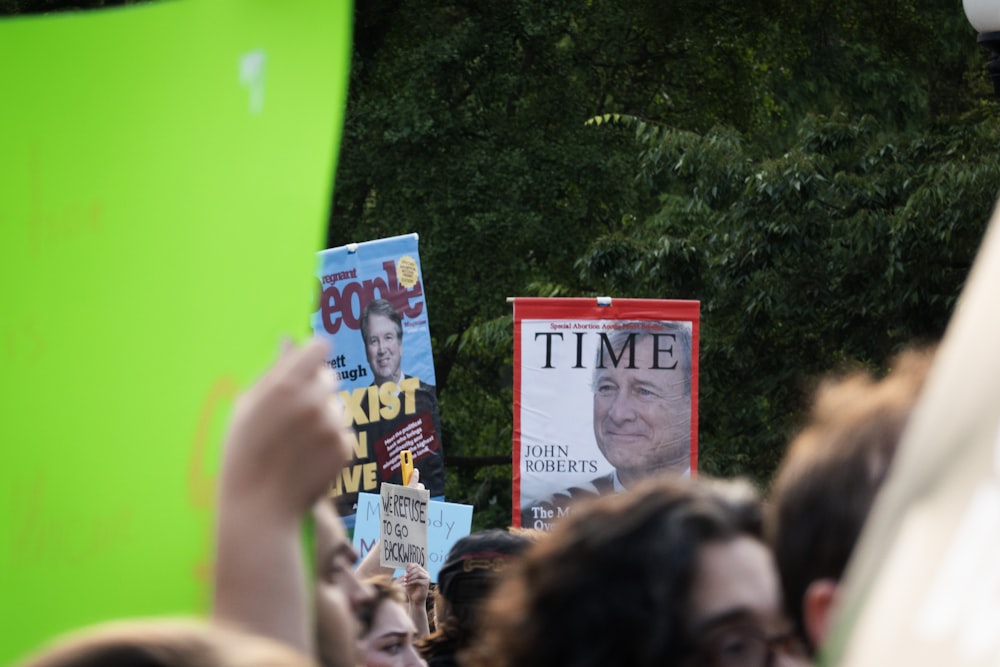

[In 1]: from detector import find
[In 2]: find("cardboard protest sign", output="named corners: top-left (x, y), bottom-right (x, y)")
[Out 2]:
top-left (311, 234), bottom-right (445, 527)
top-left (379, 483), bottom-right (431, 570)
top-left (824, 203), bottom-right (1000, 667)
top-left (353, 492), bottom-right (474, 581)
top-left (0, 1), bottom-right (351, 664)
top-left (511, 298), bottom-right (700, 530)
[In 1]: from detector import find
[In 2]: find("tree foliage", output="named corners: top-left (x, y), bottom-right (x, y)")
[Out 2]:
top-left (13, 0), bottom-right (997, 527)
top-left (577, 109), bottom-right (1000, 480)
top-left (331, 0), bottom-right (1000, 527)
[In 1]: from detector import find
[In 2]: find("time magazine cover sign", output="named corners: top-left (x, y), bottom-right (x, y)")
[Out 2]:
top-left (311, 233), bottom-right (445, 527)
top-left (512, 298), bottom-right (699, 530)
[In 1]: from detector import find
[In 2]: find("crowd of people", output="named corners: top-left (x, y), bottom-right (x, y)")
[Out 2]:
top-left (14, 337), bottom-right (937, 667)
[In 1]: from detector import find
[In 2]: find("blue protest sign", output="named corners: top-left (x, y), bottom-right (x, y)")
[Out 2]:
top-left (312, 234), bottom-right (446, 527)
top-left (353, 492), bottom-right (473, 581)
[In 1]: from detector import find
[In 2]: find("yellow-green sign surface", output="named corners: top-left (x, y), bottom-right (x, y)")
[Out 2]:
top-left (0, 1), bottom-right (351, 662)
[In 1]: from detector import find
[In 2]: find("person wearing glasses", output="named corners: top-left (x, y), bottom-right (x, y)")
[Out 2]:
top-left (475, 475), bottom-right (808, 667)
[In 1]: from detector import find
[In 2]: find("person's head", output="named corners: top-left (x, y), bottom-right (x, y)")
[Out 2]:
top-left (16, 618), bottom-right (316, 667)
top-left (360, 300), bottom-right (404, 385)
top-left (420, 529), bottom-right (534, 657)
top-left (766, 345), bottom-right (935, 655)
top-left (592, 322), bottom-right (693, 485)
top-left (313, 500), bottom-right (375, 667)
top-left (356, 578), bottom-right (426, 667)
top-left (473, 476), bottom-right (806, 667)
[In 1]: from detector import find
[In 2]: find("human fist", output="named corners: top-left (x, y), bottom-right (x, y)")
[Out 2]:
top-left (220, 337), bottom-right (351, 516)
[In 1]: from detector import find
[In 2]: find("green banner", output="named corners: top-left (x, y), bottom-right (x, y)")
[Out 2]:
top-left (0, 1), bottom-right (352, 663)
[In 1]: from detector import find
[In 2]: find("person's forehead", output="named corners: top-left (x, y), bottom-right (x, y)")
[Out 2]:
top-left (366, 314), bottom-right (397, 332)
top-left (594, 357), bottom-right (675, 386)
top-left (690, 537), bottom-right (782, 624)
top-left (370, 599), bottom-right (417, 637)
top-left (604, 334), bottom-right (680, 363)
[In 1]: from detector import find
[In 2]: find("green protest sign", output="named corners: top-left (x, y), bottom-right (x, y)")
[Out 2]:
top-left (0, 1), bottom-right (351, 663)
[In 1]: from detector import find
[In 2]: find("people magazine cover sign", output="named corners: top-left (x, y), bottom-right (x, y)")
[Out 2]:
top-left (512, 297), bottom-right (700, 530)
top-left (311, 233), bottom-right (445, 528)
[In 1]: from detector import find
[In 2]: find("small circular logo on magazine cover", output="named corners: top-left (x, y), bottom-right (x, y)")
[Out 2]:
top-left (397, 255), bottom-right (419, 288)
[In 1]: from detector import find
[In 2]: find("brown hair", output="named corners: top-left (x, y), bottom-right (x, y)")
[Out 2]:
top-left (418, 529), bottom-right (535, 664)
top-left (766, 345), bottom-right (935, 653)
top-left (360, 299), bottom-right (403, 343)
top-left (468, 476), bottom-right (763, 667)
top-left (357, 577), bottom-right (408, 636)
top-left (16, 618), bottom-right (316, 667)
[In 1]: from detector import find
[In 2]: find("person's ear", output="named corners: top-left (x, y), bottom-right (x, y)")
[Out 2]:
top-left (803, 578), bottom-right (839, 648)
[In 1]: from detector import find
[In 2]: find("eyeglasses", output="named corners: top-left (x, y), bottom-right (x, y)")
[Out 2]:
top-left (690, 622), bottom-right (807, 667)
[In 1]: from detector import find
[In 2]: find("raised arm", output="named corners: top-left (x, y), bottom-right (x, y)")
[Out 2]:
top-left (213, 338), bottom-right (352, 655)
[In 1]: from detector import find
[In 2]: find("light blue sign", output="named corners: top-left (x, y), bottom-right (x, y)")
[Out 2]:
top-left (353, 492), bottom-right (473, 582)
top-left (312, 233), bottom-right (436, 389)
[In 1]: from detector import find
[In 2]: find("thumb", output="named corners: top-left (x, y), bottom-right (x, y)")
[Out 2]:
top-left (277, 336), bottom-right (295, 360)
top-left (406, 468), bottom-right (421, 489)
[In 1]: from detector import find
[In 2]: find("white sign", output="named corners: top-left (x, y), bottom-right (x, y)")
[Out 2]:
top-left (353, 493), bottom-right (473, 582)
top-left (379, 482), bottom-right (430, 570)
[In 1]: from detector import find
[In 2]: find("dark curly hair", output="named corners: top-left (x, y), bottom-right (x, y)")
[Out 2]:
top-left (418, 529), bottom-right (535, 667)
top-left (467, 476), bottom-right (763, 667)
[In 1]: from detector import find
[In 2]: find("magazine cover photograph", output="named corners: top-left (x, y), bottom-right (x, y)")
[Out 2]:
top-left (512, 297), bottom-right (699, 530)
top-left (311, 233), bottom-right (445, 527)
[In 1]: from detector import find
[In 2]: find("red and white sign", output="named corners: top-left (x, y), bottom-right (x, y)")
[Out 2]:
top-left (512, 297), bottom-right (700, 529)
